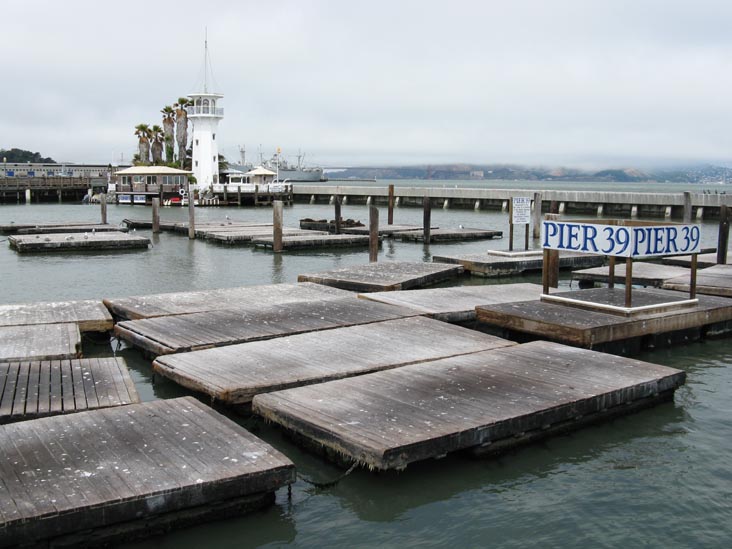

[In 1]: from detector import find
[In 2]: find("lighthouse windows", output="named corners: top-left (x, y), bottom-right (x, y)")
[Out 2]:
top-left (202, 99), bottom-right (210, 114)
top-left (213, 134), bottom-right (216, 140)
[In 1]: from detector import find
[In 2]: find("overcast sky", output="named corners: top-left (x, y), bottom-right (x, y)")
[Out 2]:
top-left (2, 0), bottom-right (731, 169)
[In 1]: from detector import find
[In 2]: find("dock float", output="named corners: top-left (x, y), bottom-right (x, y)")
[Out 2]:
top-left (663, 264), bottom-right (732, 297)
top-left (572, 262), bottom-right (690, 287)
top-left (662, 252), bottom-right (724, 268)
top-left (0, 299), bottom-right (113, 332)
top-left (252, 341), bottom-right (686, 471)
top-left (8, 231), bottom-right (150, 253)
top-left (0, 357), bottom-right (139, 424)
top-left (475, 287), bottom-right (732, 352)
top-left (433, 250), bottom-right (604, 277)
top-left (0, 397), bottom-right (295, 547)
top-left (206, 228), bottom-right (327, 244)
top-left (0, 324), bottom-right (81, 362)
top-left (297, 261), bottom-right (464, 292)
top-left (252, 234), bottom-right (376, 250)
top-left (395, 227), bottom-right (502, 242)
top-left (340, 224), bottom-right (431, 236)
top-left (359, 282), bottom-right (544, 321)
top-left (153, 317), bottom-right (514, 406)
top-left (115, 297), bottom-right (418, 355)
top-left (0, 221), bottom-right (119, 235)
top-left (103, 282), bottom-right (353, 321)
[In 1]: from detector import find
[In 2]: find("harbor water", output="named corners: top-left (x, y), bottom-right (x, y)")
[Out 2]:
top-left (1, 181), bottom-right (731, 547)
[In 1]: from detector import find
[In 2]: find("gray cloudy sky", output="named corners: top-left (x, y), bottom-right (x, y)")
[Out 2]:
top-left (2, 0), bottom-right (731, 169)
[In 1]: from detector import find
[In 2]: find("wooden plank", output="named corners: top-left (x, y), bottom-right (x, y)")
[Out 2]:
top-left (396, 227), bottom-right (502, 242)
top-left (663, 264), bottom-right (732, 297)
top-left (0, 397), bottom-right (295, 546)
top-left (0, 299), bottom-right (113, 332)
top-left (433, 251), bottom-right (604, 277)
top-left (1, 222), bottom-right (117, 235)
top-left (252, 340), bottom-right (685, 471)
top-left (340, 224), bottom-right (432, 236)
top-left (662, 252), bottom-right (723, 268)
top-left (153, 316), bottom-right (515, 405)
top-left (297, 261), bottom-right (464, 292)
top-left (252, 234), bottom-right (376, 250)
top-left (8, 232), bottom-right (150, 253)
top-left (572, 262), bottom-right (690, 287)
top-left (115, 297), bottom-right (419, 356)
top-left (15, 225), bottom-right (124, 235)
top-left (0, 324), bottom-right (81, 362)
top-left (206, 228), bottom-right (327, 244)
top-left (358, 283), bottom-right (545, 321)
top-left (103, 282), bottom-right (353, 321)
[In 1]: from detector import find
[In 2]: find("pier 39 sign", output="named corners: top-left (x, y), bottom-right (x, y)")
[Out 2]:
top-left (542, 220), bottom-right (701, 258)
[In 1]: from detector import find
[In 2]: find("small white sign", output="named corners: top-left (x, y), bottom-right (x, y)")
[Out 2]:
top-left (512, 197), bottom-right (531, 225)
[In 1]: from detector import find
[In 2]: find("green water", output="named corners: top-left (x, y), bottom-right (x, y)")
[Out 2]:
top-left (1, 192), bottom-right (731, 548)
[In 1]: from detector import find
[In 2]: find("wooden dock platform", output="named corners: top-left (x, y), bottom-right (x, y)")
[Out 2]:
top-left (0, 299), bottom-right (113, 332)
top-left (0, 324), bottom-right (81, 362)
top-left (359, 283), bottom-right (545, 321)
top-left (297, 261), bottom-right (464, 292)
top-left (8, 231), bottom-right (150, 253)
top-left (433, 250), bottom-right (604, 277)
top-left (252, 340), bottom-right (686, 471)
top-left (153, 316), bottom-right (514, 406)
top-left (340, 224), bottom-right (431, 236)
top-left (663, 264), bottom-right (732, 297)
top-left (0, 357), bottom-right (139, 424)
top-left (206, 227), bottom-right (328, 244)
top-left (395, 227), bottom-right (502, 242)
top-left (115, 297), bottom-right (418, 355)
top-left (1, 221), bottom-right (117, 235)
top-left (252, 234), bottom-right (376, 250)
top-left (572, 262), bottom-right (690, 287)
top-left (0, 397), bottom-right (295, 547)
top-left (103, 282), bottom-right (353, 321)
top-left (662, 252), bottom-right (723, 268)
top-left (475, 287), bottom-right (732, 351)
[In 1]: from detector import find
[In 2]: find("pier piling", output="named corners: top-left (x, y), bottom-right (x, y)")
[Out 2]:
top-left (532, 192), bottom-right (542, 239)
top-left (718, 204), bottom-right (729, 265)
top-left (152, 197), bottom-right (160, 234)
top-left (369, 206), bottom-right (379, 262)
top-left (388, 184), bottom-right (395, 224)
top-left (423, 196), bottom-right (432, 243)
top-left (273, 200), bottom-right (284, 252)
top-left (187, 181), bottom-right (195, 239)
top-left (100, 193), bottom-right (107, 224)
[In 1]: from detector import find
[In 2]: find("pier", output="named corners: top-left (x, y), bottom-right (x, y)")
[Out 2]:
top-left (0, 324), bottom-right (81, 362)
top-left (8, 231), bottom-right (150, 253)
top-left (0, 299), bottom-right (113, 332)
top-left (433, 250), bottom-right (604, 277)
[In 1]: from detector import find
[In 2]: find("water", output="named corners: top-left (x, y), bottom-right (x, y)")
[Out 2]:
top-left (1, 187), bottom-right (731, 547)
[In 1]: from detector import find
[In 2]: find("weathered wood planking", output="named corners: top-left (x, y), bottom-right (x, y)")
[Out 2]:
top-left (297, 261), bottom-right (464, 292)
top-left (0, 357), bottom-right (139, 424)
top-left (475, 287), bottom-right (732, 348)
top-left (252, 234), bottom-right (376, 250)
top-left (174, 221), bottom-right (272, 235)
top-left (0, 397), bottom-right (295, 547)
top-left (0, 324), bottom-right (81, 362)
top-left (662, 252), bottom-right (724, 268)
top-left (663, 264), bottom-right (732, 297)
top-left (115, 297), bottom-right (419, 355)
top-left (1, 221), bottom-right (114, 234)
top-left (572, 262), bottom-right (690, 287)
top-left (153, 317), bottom-right (515, 405)
top-left (252, 340), bottom-right (685, 471)
top-left (359, 283), bottom-right (545, 321)
top-left (103, 282), bottom-right (354, 321)
top-left (396, 228), bottom-right (502, 242)
top-left (433, 251), bottom-right (604, 276)
top-left (15, 224), bottom-right (126, 235)
top-left (206, 228), bottom-right (328, 244)
top-left (0, 299), bottom-right (113, 332)
top-left (340, 224), bottom-right (431, 236)
top-left (123, 218), bottom-right (179, 230)
top-left (8, 232), bottom-right (150, 253)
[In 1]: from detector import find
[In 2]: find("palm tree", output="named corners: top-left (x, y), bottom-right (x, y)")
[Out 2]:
top-left (150, 125), bottom-right (165, 165)
top-left (174, 98), bottom-right (190, 166)
top-left (161, 106), bottom-right (176, 164)
top-left (134, 123), bottom-right (152, 165)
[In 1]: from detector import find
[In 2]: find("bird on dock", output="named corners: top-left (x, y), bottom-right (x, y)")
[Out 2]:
top-left (458, 224), bottom-right (464, 229)
top-left (92, 228), bottom-right (96, 234)
top-left (84, 233), bottom-right (89, 239)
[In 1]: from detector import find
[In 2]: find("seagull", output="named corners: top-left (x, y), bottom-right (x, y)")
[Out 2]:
top-left (84, 233), bottom-right (88, 239)
top-left (92, 228), bottom-right (96, 234)
top-left (458, 224), bottom-right (464, 229)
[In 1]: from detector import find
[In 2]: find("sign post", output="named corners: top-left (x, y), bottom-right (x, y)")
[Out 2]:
top-left (510, 196), bottom-right (531, 251)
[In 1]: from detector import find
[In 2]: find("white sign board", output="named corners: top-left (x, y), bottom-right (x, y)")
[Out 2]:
top-left (542, 220), bottom-right (701, 258)
top-left (511, 197), bottom-right (531, 225)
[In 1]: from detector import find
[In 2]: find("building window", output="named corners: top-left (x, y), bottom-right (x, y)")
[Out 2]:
top-left (195, 161), bottom-right (198, 167)
top-left (196, 139), bottom-right (199, 146)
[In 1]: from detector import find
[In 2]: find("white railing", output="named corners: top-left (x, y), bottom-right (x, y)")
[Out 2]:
top-left (186, 106), bottom-right (224, 116)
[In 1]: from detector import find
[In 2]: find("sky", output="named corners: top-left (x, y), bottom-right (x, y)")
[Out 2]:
top-left (1, 0), bottom-right (731, 169)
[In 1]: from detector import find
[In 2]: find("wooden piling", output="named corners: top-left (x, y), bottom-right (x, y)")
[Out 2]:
top-left (423, 196), bottom-right (431, 243)
top-left (100, 193), bottom-right (107, 224)
top-left (388, 184), bottom-right (395, 225)
top-left (152, 197), bottom-right (160, 234)
top-left (543, 214), bottom-right (560, 290)
top-left (625, 258), bottom-right (633, 307)
top-left (608, 256), bottom-right (616, 288)
top-left (237, 185), bottom-right (242, 206)
top-left (690, 254), bottom-right (698, 299)
top-left (334, 196), bottom-right (341, 234)
top-left (717, 204), bottom-right (729, 264)
top-left (273, 200), bottom-right (283, 252)
top-left (509, 200), bottom-right (514, 252)
top-left (683, 191), bottom-right (692, 223)
top-left (532, 193), bottom-right (542, 239)
top-left (187, 181), bottom-right (195, 239)
top-left (369, 206), bottom-right (379, 262)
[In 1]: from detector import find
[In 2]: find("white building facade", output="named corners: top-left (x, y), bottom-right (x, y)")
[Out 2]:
top-left (187, 92), bottom-right (223, 192)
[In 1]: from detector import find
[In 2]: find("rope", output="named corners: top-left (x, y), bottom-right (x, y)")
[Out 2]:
top-left (297, 461), bottom-right (358, 489)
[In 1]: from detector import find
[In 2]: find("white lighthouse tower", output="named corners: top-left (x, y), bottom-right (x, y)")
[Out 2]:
top-left (187, 37), bottom-right (223, 192)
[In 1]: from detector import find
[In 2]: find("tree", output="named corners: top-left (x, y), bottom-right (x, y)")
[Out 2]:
top-left (150, 125), bottom-right (164, 165)
top-left (133, 123), bottom-right (152, 165)
top-left (174, 98), bottom-right (190, 166)
top-left (0, 148), bottom-right (55, 163)
top-left (161, 105), bottom-right (176, 164)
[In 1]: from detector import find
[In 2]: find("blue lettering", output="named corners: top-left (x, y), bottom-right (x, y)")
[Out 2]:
top-left (542, 221), bottom-right (558, 248)
top-left (567, 224), bottom-right (581, 250)
top-left (666, 227), bottom-right (678, 253)
top-left (653, 227), bottom-right (665, 255)
top-left (581, 225), bottom-right (598, 253)
top-left (633, 227), bottom-right (646, 257)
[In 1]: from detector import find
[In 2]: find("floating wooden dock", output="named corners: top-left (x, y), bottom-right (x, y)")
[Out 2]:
top-left (0, 299), bottom-right (113, 332)
top-left (252, 340), bottom-right (686, 471)
top-left (433, 250), bottom-right (604, 277)
top-left (0, 221), bottom-right (117, 235)
top-left (115, 297), bottom-right (418, 355)
top-left (572, 262), bottom-right (690, 288)
top-left (153, 317), bottom-right (514, 406)
top-left (0, 397), bottom-right (295, 547)
top-left (663, 264), bottom-right (732, 297)
top-left (206, 227), bottom-right (328, 244)
top-left (0, 357), bottom-right (139, 424)
top-left (8, 231), bottom-right (150, 253)
top-left (359, 282), bottom-right (545, 321)
top-left (0, 324), bottom-right (81, 362)
top-left (104, 282), bottom-right (352, 321)
top-left (340, 224), bottom-right (431, 236)
top-left (475, 287), bottom-right (732, 351)
top-left (662, 252), bottom-right (725, 268)
top-left (252, 234), bottom-right (376, 250)
top-left (395, 227), bottom-right (502, 242)
top-left (122, 218), bottom-right (179, 230)
top-left (297, 261), bottom-right (464, 292)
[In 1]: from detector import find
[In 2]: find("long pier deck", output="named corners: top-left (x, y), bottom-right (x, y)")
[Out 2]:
top-left (433, 250), bottom-right (604, 276)
top-left (252, 340), bottom-right (686, 471)
top-left (8, 232), bottom-right (150, 253)
top-left (0, 397), bottom-right (295, 547)
top-left (663, 264), bottom-right (732, 297)
top-left (0, 299), bottom-right (113, 332)
top-left (0, 357), bottom-right (139, 424)
top-left (153, 317), bottom-right (514, 406)
top-left (0, 324), bottom-right (81, 362)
